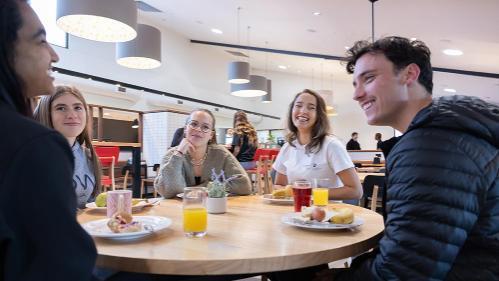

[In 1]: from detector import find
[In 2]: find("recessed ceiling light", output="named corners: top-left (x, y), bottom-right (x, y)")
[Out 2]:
top-left (443, 49), bottom-right (463, 56)
top-left (211, 28), bottom-right (223, 34)
top-left (307, 28), bottom-right (316, 33)
top-left (278, 65), bottom-right (287, 70)
top-left (444, 88), bottom-right (456, 93)
top-left (313, 12), bottom-right (321, 16)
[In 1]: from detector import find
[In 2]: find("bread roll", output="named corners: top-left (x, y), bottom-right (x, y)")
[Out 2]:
top-left (330, 207), bottom-right (354, 224)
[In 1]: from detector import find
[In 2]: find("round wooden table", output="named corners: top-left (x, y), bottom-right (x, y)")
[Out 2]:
top-left (78, 195), bottom-right (384, 275)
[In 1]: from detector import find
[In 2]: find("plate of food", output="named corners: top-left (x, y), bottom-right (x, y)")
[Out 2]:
top-left (82, 215), bottom-right (171, 240)
top-left (281, 206), bottom-right (364, 231)
top-left (262, 185), bottom-right (294, 204)
top-left (85, 193), bottom-right (162, 212)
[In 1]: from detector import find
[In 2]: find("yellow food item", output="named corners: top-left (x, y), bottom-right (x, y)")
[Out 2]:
top-left (330, 207), bottom-right (354, 224)
top-left (95, 192), bottom-right (107, 207)
top-left (132, 199), bottom-right (141, 206)
top-left (272, 189), bottom-right (286, 198)
top-left (272, 185), bottom-right (294, 198)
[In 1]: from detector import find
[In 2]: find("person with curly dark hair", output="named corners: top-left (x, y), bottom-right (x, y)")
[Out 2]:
top-left (231, 110), bottom-right (258, 169)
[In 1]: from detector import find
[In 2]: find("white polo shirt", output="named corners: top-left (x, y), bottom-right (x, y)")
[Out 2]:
top-left (273, 136), bottom-right (354, 187)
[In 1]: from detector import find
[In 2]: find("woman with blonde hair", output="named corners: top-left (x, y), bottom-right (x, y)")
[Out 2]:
top-left (231, 110), bottom-right (258, 169)
top-left (273, 89), bottom-right (362, 200)
top-left (34, 85), bottom-right (101, 208)
top-left (155, 108), bottom-right (251, 198)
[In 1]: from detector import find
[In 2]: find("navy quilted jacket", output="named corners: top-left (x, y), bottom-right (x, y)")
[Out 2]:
top-left (337, 95), bottom-right (499, 281)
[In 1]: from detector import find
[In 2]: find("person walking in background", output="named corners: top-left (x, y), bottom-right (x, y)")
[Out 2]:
top-left (374, 132), bottom-right (382, 149)
top-left (34, 85), bottom-right (102, 209)
top-left (169, 127), bottom-right (184, 148)
top-left (0, 0), bottom-right (96, 280)
top-left (155, 109), bottom-right (252, 199)
top-left (314, 36), bottom-right (499, 281)
top-left (346, 132), bottom-right (361, 150)
top-left (231, 110), bottom-right (258, 170)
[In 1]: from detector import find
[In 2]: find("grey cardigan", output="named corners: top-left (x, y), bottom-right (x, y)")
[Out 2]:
top-left (154, 144), bottom-right (252, 198)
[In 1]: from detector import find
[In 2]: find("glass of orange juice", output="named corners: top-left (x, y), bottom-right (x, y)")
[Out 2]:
top-left (183, 187), bottom-right (208, 237)
top-left (312, 178), bottom-right (331, 206)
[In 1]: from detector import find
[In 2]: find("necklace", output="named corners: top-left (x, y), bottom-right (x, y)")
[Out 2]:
top-left (190, 152), bottom-right (208, 166)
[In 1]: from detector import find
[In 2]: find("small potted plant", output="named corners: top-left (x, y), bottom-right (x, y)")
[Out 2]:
top-left (206, 169), bottom-right (229, 214)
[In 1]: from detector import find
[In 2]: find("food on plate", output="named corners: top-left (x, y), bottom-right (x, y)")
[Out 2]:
top-left (132, 199), bottom-right (142, 206)
top-left (330, 207), bottom-right (354, 224)
top-left (107, 212), bottom-right (143, 233)
top-left (95, 192), bottom-right (107, 207)
top-left (311, 207), bottom-right (326, 222)
top-left (271, 185), bottom-right (293, 198)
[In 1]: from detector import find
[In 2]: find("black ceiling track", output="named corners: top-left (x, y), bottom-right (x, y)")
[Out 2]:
top-left (191, 39), bottom-right (499, 79)
top-left (53, 66), bottom-right (281, 120)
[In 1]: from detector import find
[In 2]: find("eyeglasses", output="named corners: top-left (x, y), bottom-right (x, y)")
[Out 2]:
top-left (187, 120), bottom-right (212, 133)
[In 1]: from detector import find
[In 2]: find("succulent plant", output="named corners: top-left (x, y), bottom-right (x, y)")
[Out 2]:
top-left (207, 169), bottom-right (229, 198)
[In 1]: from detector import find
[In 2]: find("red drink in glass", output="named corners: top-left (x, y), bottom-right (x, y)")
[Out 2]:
top-left (293, 180), bottom-right (312, 212)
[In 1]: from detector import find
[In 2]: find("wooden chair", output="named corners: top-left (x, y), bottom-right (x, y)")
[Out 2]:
top-left (95, 146), bottom-right (120, 192)
top-left (361, 175), bottom-right (385, 212)
top-left (140, 164), bottom-right (160, 198)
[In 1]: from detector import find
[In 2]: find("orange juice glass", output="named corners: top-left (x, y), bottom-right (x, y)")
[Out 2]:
top-left (313, 188), bottom-right (329, 206)
top-left (183, 187), bottom-right (207, 237)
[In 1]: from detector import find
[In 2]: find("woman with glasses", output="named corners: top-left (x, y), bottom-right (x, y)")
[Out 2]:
top-left (155, 109), bottom-right (252, 198)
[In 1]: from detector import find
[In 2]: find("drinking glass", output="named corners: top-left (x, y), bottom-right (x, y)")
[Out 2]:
top-left (292, 180), bottom-right (312, 212)
top-left (106, 190), bottom-right (132, 217)
top-left (312, 178), bottom-right (332, 206)
top-left (183, 187), bottom-right (208, 237)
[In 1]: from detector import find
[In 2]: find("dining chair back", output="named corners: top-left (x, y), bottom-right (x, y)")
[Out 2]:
top-left (95, 146), bottom-right (120, 191)
top-left (362, 175), bottom-right (385, 212)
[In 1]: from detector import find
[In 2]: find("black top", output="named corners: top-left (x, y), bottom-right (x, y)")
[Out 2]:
top-left (194, 176), bottom-right (201, 185)
top-left (337, 96), bottom-right (499, 281)
top-left (346, 139), bottom-right (361, 150)
top-left (231, 134), bottom-right (256, 162)
top-left (0, 105), bottom-right (96, 281)
top-left (376, 140), bottom-right (382, 150)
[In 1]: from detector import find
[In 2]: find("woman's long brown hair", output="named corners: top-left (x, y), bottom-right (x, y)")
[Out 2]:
top-left (286, 89), bottom-right (330, 154)
top-left (34, 86), bottom-right (102, 197)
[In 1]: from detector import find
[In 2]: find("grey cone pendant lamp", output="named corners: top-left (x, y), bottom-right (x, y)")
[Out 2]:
top-left (116, 24), bottom-right (162, 69)
top-left (261, 79), bottom-right (272, 103)
top-left (56, 0), bottom-right (137, 43)
top-left (228, 61), bottom-right (250, 84)
top-left (230, 75), bottom-right (267, 97)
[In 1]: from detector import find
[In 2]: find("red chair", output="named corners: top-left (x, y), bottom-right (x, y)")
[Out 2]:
top-left (95, 146), bottom-right (120, 191)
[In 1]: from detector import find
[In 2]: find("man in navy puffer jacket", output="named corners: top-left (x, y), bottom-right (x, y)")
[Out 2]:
top-left (316, 37), bottom-right (499, 281)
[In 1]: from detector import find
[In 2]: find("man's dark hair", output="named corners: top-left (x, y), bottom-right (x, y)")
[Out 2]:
top-left (0, 0), bottom-right (30, 116)
top-left (345, 36), bottom-right (433, 94)
top-left (352, 132), bottom-right (358, 137)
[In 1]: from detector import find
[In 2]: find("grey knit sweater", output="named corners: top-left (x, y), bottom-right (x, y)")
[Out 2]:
top-left (154, 144), bottom-right (252, 198)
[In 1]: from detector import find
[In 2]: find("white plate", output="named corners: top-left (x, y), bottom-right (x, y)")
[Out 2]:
top-left (262, 194), bottom-right (294, 205)
top-left (281, 211), bottom-right (364, 231)
top-left (85, 198), bottom-right (162, 212)
top-left (82, 216), bottom-right (172, 240)
top-left (176, 193), bottom-right (184, 199)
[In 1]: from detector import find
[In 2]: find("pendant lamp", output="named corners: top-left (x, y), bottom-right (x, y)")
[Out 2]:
top-left (262, 79), bottom-right (272, 103)
top-left (56, 0), bottom-right (137, 43)
top-left (228, 7), bottom-right (249, 84)
top-left (116, 24), bottom-right (162, 69)
top-left (230, 75), bottom-right (267, 97)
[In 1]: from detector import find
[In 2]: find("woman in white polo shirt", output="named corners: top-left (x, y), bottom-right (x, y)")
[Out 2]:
top-left (273, 89), bottom-right (362, 200)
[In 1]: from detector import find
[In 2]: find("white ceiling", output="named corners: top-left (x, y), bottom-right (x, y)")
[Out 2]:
top-left (139, 0), bottom-right (499, 103)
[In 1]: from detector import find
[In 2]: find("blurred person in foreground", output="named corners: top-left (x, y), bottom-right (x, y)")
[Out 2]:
top-left (315, 36), bottom-right (499, 280)
top-left (0, 0), bottom-right (96, 280)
